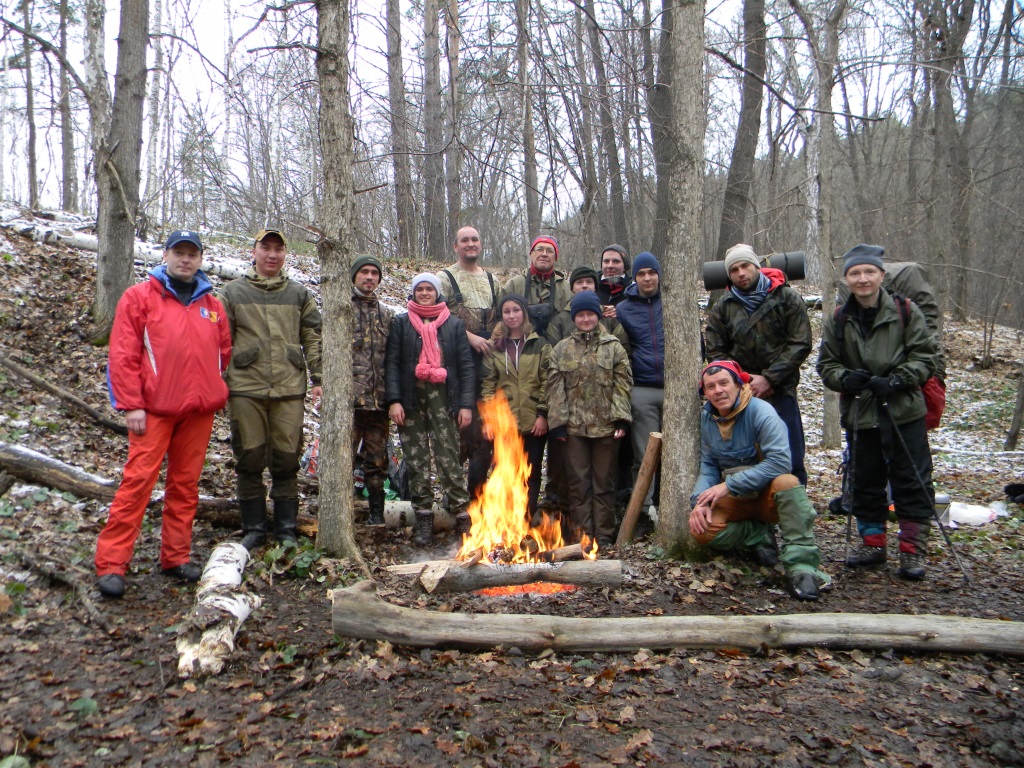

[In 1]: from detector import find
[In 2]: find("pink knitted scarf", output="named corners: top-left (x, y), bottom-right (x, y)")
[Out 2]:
top-left (406, 300), bottom-right (450, 383)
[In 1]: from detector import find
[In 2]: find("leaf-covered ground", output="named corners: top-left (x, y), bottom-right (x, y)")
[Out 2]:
top-left (2, 223), bottom-right (1023, 766)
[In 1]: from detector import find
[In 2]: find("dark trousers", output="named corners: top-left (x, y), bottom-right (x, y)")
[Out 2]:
top-left (848, 417), bottom-right (934, 527)
top-left (542, 439), bottom-right (569, 510)
top-left (352, 409), bottom-right (389, 492)
top-left (461, 404), bottom-right (493, 502)
top-left (766, 393), bottom-right (807, 485)
top-left (564, 435), bottom-right (619, 542)
top-left (522, 432), bottom-right (547, 517)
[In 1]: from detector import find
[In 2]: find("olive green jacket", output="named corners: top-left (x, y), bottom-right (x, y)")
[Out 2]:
top-left (218, 267), bottom-right (322, 398)
top-left (481, 333), bottom-right (550, 433)
top-left (546, 300), bottom-right (631, 356)
top-left (817, 289), bottom-right (938, 429)
top-left (548, 330), bottom-right (633, 438)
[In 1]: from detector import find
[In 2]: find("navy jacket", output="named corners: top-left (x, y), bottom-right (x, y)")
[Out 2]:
top-left (616, 283), bottom-right (664, 387)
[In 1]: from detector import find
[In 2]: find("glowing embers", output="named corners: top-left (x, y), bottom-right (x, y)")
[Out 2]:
top-left (475, 582), bottom-right (577, 598)
top-left (456, 391), bottom-right (597, 565)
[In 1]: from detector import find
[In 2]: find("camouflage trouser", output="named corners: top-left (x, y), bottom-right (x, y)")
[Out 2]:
top-left (353, 409), bottom-right (389, 493)
top-left (229, 396), bottom-right (305, 501)
top-left (399, 383), bottom-right (469, 516)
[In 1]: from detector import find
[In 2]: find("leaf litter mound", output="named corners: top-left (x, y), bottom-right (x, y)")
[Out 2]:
top-left (1, 226), bottom-right (1023, 766)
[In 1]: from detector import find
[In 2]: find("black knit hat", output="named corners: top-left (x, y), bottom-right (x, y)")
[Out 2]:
top-left (569, 266), bottom-right (599, 289)
top-left (350, 254), bottom-right (384, 283)
top-left (498, 293), bottom-right (529, 316)
top-left (842, 244), bottom-right (885, 275)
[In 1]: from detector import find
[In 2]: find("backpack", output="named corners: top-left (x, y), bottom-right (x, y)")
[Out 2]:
top-left (833, 293), bottom-right (945, 429)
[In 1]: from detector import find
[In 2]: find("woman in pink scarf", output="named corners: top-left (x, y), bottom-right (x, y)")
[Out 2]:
top-left (385, 273), bottom-right (475, 547)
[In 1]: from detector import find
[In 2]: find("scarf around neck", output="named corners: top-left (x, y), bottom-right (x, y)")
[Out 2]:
top-left (730, 271), bottom-right (771, 314)
top-left (712, 384), bottom-right (753, 441)
top-left (406, 300), bottom-right (450, 383)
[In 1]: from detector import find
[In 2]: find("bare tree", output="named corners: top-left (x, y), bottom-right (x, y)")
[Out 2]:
top-left (516, 0), bottom-right (540, 237)
top-left (422, 0), bottom-right (447, 259)
top-left (386, 0), bottom-right (418, 261)
top-left (444, 0), bottom-right (462, 239)
top-left (657, 0), bottom-right (706, 548)
top-left (58, 0), bottom-right (77, 212)
top-left (314, 0), bottom-right (362, 564)
top-left (20, 0), bottom-right (39, 210)
top-left (143, 0), bottom-right (164, 218)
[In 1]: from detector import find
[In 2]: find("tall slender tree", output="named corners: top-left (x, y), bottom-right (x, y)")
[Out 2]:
top-left (386, 0), bottom-right (417, 261)
top-left (58, 0), bottom-right (78, 212)
top-left (20, 0), bottom-right (39, 210)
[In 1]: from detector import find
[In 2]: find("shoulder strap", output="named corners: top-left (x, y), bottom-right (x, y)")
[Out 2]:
top-left (833, 305), bottom-right (848, 342)
top-left (891, 293), bottom-right (912, 328)
top-left (486, 271), bottom-right (496, 305)
top-left (442, 269), bottom-right (462, 304)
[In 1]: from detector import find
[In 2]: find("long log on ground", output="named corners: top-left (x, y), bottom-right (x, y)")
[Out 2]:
top-left (418, 559), bottom-right (622, 594)
top-left (332, 581), bottom-right (1024, 656)
top-left (385, 543), bottom-right (590, 577)
top-left (0, 353), bottom-right (127, 434)
top-left (616, 432), bottom-right (662, 546)
top-left (0, 441), bottom-right (118, 501)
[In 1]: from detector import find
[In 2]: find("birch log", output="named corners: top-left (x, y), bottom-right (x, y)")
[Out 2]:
top-left (176, 543), bottom-right (262, 678)
top-left (332, 581), bottom-right (1024, 656)
top-left (418, 559), bottom-right (622, 594)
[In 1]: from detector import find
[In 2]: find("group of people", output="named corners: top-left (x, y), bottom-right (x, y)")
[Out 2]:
top-left (95, 225), bottom-right (943, 606)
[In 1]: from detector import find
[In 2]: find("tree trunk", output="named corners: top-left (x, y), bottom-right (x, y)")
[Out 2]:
top-left (332, 581), bottom-right (1024, 656)
top-left (516, 0), bottom-right (540, 238)
top-left (573, 5), bottom-right (600, 238)
top-left (20, 0), bottom-right (39, 211)
top-left (713, 0), bottom-right (766, 262)
top-left (584, 0), bottom-right (629, 251)
top-left (422, 0), bottom-right (447, 260)
top-left (1005, 361), bottom-right (1024, 451)
top-left (143, 0), bottom-right (164, 213)
top-left (58, 0), bottom-right (78, 213)
top-left (386, 0), bottom-right (418, 261)
top-left (92, 0), bottom-right (148, 340)
top-left (444, 0), bottom-right (462, 242)
top-left (646, 0), bottom-right (673, 257)
top-left (657, 0), bottom-right (704, 549)
top-left (314, 0), bottom-right (363, 564)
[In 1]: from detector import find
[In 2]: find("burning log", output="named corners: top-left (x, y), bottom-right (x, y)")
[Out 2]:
top-left (616, 431), bottom-right (662, 546)
top-left (417, 559), bottom-right (622, 594)
top-left (332, 581), bottom-right (1024, 656)
top-left (176, 543), bottom-right (262, 678)
top-left (384, 543), bottom-right (593, 578)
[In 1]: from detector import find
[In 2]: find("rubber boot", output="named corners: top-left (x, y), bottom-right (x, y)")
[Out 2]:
top-left (366, 486), bottom-right (386, 526)
top-left (239, 497), bottom-right (268, 551)
top-left (273, 497), bottom-right (299, 545)
top-left (774, 486), bottom-right (823, 601)
top-left (752, 526), bottom-right (779, 567)
top-left (413, 511), bottom-right (434, 546)
top-left (455, 513), bottom-right (472, 538)
top-left (897, 518), bottom-right (929, 580)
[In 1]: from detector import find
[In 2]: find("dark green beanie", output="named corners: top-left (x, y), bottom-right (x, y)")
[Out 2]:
top-left (350, 254), bottom-right (384, 283)
top-left (569, 266), bottom-right (599, 288)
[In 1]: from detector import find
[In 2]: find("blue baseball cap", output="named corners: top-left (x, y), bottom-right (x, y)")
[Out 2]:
top-left (164, 229), bottom-right (204, 252)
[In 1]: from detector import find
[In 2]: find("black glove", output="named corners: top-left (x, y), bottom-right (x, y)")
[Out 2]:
top-left (841, 369), bottom-right (872, 393)
top-left (548, 426), bottom-right (568, 441)
top-left (866, 375), bottom-right (897, 398)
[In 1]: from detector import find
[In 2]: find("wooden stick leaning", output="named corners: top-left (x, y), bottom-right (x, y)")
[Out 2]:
top-left (616, 432), bottom-right (662, 546)
top-left (332, 581), bottom-right (1024, 656)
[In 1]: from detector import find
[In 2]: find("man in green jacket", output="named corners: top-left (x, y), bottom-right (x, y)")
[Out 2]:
top-left (219, 230), bottom-right (323, 549)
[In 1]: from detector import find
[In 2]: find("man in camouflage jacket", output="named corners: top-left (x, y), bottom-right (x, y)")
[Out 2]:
top-left (351, 255), bottom-right (395, 524)
top-left (705, 244), bottom-right (812, 484)
top-left (218, 230), bottom-right (322, 549)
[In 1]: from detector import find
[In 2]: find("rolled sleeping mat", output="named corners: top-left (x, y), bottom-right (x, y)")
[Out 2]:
top-left (703, 251), bottom-right (806, 290)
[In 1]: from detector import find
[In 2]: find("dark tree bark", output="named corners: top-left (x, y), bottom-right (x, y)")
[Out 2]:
top-left (422, 0), bottom-right (447, 260)
top-left (58, 0), bottom-right (78, 212)
top-left (92, 0), bottom-right (148, 340)
top-left (315, 0), bottom-right (363, 564)
top-left (386, 0), bottom-right (418, 261)
top-left (444, 0), bottom-right (462, 241)
top-left (646, 0), bottom-right (674, 257)
top-left (516, 0), bottom-right (540, 238)
top-left (20, 0), bottom-right (39, 211)
top-left (713, 0), bottom-right (766, 261)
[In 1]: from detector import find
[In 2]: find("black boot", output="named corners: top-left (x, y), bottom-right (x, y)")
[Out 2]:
top-left (366, 486), bottom-right (386, 526)
top-left (273, 498), bottom-right (299, 545)
top-left (412, 512), bottom-right (434, 546)
top-left (455, 513), bottom-right (472, 538)
top-left (239, 497), bottom-right (268, 551)
top-left (752, 527), bottom-right (779, 568)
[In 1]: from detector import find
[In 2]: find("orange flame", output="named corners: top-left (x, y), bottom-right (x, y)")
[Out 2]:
top-left (457, 391), bottom-right (598, 563)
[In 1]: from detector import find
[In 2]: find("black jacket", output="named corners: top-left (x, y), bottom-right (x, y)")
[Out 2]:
top-left (385, 313), bottom-right (476, 415)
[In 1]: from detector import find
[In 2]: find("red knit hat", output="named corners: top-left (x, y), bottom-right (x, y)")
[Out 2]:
top-left (530, 236), bottom-right (559, 260)
top-left (698, 360), bottom-right (752, 395)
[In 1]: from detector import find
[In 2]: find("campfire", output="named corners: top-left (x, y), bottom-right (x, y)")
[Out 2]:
top-left (456, 391), bottom-right (598, 566)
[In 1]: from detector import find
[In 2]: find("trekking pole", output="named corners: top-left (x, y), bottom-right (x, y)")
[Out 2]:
top-left (880, 400), bottom-right (971, 585)
top-left (842, 395), bottom-right (860, 567)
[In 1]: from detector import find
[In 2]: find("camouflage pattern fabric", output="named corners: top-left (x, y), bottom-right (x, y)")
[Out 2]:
top-left (548, 331), bottom-right (633, 438)
top-left (352, 289), bottom-right (393, 410)
top-left (353, 409), bottom-right (389, 492)
top-left (399, 382), bottom-right (469, 516)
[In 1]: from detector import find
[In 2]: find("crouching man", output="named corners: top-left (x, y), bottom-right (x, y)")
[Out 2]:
top-left (690, 361), bottom-right (829, 601)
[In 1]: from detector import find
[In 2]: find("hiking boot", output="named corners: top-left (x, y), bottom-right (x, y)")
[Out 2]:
top-left (273, 498), bottom-right (299, 545)
top-left (898, 551), bottom-right (927, 581)
top-left (97, 573), bottom-right (125, 598)
top-left (412, 512), bottom-right (434, 547)
top-left (239, 497), bottom-right (268, 551)
top-left (162, 563), bottom-right (202, 582)
top-left (366, 486), bottom-right (386, 526)
top-left (846, 544), bottom-right (887, 568)
top-left (752, 528), bottom-right (779, 568)
top-left (455, 513), bottom-right (472, 538)
top-left (788, 572), bottom-right (819, 601)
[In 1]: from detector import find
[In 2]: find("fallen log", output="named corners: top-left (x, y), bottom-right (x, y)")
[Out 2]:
top-left (176, 543), bottom-right (262, 678)
top-left (0, 353), bottom-right (127, 435)
top-left (0, 441), bottom-right (118, 501)
top-left (385, 543), bottom-right (591, 577)
top-left (331, 581), bottom-right (1024, 656)
top-left (417, 559), bottom-right (622, 594)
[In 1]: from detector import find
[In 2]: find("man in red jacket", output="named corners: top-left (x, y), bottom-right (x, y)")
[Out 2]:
top-left (96, 230), bottom-right (232, 598)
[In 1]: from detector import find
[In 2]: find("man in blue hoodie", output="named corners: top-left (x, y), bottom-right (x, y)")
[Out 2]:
top-left (616, 252), bottom-right (664, 526)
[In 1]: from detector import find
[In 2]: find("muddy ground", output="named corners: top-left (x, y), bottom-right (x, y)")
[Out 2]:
top-left (2, 228), bottom-right (1023, 767)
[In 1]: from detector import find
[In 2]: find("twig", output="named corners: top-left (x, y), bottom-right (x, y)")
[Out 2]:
top-left (17, 549), bottom-right (112, 632)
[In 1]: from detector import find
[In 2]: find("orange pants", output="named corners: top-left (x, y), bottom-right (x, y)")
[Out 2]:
top-left (95, 411), bottom-right (215, 575)
top-left (692, 475), bottom-right (799, 546)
